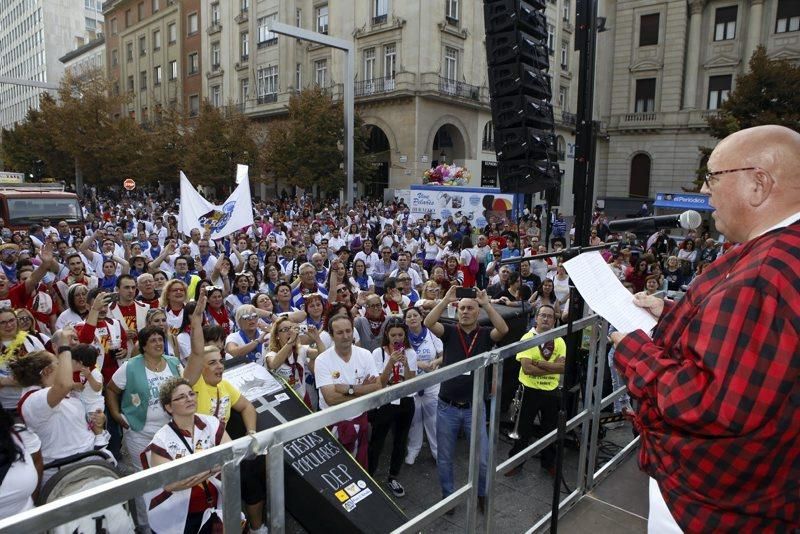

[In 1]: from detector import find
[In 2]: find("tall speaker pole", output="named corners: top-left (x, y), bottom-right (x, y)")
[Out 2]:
top-left (549, 0), bottom-right (598, 533)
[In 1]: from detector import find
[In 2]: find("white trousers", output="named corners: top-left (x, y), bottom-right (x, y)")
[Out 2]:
top-left (406, 384), bottom-right (439, 461)
top-left (648, 477), bottom-right (683, 534)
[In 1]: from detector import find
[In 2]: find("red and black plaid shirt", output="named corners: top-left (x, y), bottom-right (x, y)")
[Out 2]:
top-left (615, 221), bottom-right (800, 532)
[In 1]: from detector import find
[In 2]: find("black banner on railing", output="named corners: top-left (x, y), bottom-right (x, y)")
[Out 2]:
top-left (223, 362), bottom-right (406, 533)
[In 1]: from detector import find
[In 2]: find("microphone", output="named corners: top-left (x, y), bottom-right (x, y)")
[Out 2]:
top-left (608, 210), bottom-right (702, 234)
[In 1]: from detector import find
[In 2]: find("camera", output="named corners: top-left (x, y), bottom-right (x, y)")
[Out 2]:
top-left (298, 324), bottom-right (308, 334)
top-left (455, 287), bottom-right (477, 299)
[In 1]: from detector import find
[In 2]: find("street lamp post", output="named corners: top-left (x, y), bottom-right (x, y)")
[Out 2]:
top-left (266, 21), bottom-right (355, 208)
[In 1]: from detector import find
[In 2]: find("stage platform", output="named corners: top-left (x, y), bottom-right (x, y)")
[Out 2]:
top-left (558, 451), bottom-right (648, 534)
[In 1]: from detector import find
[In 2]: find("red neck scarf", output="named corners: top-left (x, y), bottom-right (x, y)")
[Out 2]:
top-left (368, 311), bottom-right (386, 336)
top-left (207, 306), bottom-right (230, 335)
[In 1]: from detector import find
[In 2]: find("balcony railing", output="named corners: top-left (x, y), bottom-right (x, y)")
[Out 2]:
top-left (257, 38), bottom-right (278, 49)
top-left (354, 77), bottom-right (396, 97)
top-left (372, 14), bottom-right (387, 25)
top-left (624, 112), bottom-right (658, 122)
top-left (438, 76), bottom-right (481, 101)
top-left (257, 93), bottom-right (278, 104)
top-left (482, 140), bottom-right (495, 151)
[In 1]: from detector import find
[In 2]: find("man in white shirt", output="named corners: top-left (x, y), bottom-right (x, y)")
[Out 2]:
top-left (315, 315), bottom-right (382, 467)
top-left (354, 239), bottom-right (380, 274)
top-left (390, 252), bottom-right (423, 292)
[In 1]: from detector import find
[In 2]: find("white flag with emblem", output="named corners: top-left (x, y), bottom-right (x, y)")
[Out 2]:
top-left (178, 167), bottom-right (254, 239)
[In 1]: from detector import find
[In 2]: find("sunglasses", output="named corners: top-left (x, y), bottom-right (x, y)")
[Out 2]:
top-left (240, 313), bottom-right (258, 321)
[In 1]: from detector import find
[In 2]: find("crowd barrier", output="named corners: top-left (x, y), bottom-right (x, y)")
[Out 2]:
top-left (0, 311), bottom-right (639, 534)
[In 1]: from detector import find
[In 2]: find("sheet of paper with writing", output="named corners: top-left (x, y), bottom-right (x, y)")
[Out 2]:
top-left (563, 251), bottom-right (656, 336)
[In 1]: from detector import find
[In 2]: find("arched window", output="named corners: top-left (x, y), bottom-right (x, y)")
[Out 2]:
top-left (557, 135), bottom-right (566, 161)
top-left (482, 121), bottom-right (494, 151)
top-left (629, 153), bottom-right (651, 198)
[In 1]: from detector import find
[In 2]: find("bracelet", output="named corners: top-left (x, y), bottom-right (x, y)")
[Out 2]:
top-left (57, 345), bottom-right (72, 354)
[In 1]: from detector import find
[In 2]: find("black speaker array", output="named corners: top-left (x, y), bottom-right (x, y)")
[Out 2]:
top-left (484, 0), bottom-right (561, 194)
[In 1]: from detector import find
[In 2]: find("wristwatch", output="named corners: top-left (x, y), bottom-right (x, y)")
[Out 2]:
top-left (347, 385), bottom-right (355, 396)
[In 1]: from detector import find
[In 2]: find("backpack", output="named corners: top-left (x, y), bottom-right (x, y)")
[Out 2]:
top-left (466, 249), bottom-right (479, 275)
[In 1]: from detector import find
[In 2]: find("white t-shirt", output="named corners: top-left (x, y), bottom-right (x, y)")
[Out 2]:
top-left (80, 368), bottom-right (105, 414)
top-left (0, 428), bottom-right (40, 520)
top-left (409, 329), bottom-right (443, 369)
top-left (225, 330), bottom-right (267, 366)
top-left (55, 309), bottom-right (85, 330)
top-left (19, 387), bottom-right (96, 465)
top-left (271, 345), bottom-right (310, 399)
top-left (111, 361), bottom-right (182, 465)
top-left (371, 346), bottom-right (418, 402)
top-left (315, 345), bottom-right (378, 412)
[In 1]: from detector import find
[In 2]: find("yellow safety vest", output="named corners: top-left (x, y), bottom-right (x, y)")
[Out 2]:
top-left (515, 329), bottom-right (566, 391)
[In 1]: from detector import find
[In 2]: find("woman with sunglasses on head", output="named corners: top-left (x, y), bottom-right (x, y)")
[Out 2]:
top-left (403, 307), bottom-right (442, 465)
top-left (414, 281), bottom-right (442, 317)
top-left (225, 305), bottom-right (270, 366)
top-left (266, 317), bottom-right (321, 407)
top-left (141, 377), bottom-right (231, 534)
top-left (14, 308), bottom-right (49, 347)
top-left (367, 318), bottom-right (417, 498)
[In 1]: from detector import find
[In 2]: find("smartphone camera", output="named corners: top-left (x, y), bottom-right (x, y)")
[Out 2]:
top-left (298, 323), bottom-right (308, 334)
top-left (455, 287), bottom-right (477, 299)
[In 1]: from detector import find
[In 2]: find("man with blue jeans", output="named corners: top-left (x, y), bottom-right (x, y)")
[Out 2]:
top-left (424, 285), bottom-right (509, 513)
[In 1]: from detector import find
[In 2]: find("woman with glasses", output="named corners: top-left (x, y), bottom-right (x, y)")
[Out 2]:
top-left (414, 281), bottom-right (442, 316)
top-left (403, 307), bottom-right (442, 465)
top-left (14, 308), bottom-right (49, 347)
top-left (266, 317), bottom-right (322, 406)
top-left (225, 305), bottom-right (270, 366)
top-left (160, 279), bottom-right (188, 336)
top-left (367, 318), bottom-right (417, 498)
top-left (141, 378), bottom-right (230, 534)
top-left (0, 308), bottom-right (46, 412)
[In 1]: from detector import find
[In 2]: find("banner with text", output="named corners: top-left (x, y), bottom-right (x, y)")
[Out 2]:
top-left (399, 186), bottom-right (517, 227)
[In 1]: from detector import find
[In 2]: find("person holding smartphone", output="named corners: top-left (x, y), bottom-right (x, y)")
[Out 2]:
top-left (368, 317), bottom-right (417, 497)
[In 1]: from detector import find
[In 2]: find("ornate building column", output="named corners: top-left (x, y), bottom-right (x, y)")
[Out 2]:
top-left (682, 0), bottom-right (706, 109)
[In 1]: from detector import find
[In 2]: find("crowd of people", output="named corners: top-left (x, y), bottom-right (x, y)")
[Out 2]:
top-left (0, 190), bottom-right (717, 532)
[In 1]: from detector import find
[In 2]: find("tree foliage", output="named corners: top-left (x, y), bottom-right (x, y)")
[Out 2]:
top-left (1, 68), bottom-right (261, 190)
top-left (260, 87), bottom-right (375, 195)
top-left (694, 46), bottom-right (800, 188)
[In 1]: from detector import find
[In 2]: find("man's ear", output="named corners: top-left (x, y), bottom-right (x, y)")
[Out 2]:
top-left (749, 168), bottom-right (775, 207)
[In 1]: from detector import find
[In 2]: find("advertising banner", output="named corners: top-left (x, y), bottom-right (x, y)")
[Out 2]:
top-left (402, 185), bottom-right (517, 227)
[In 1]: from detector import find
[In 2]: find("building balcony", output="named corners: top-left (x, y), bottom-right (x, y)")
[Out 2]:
top-left (207, 23), bottom-right (222, 35)
top-left (437, 76), bottom-right (481, 101)
top-left (257, 38), bottom-right (278, 49)
top-left (235, 10), bottom-right (249, 24)
top-left (354, 77), bottom-right (396, 97)
top-left (372, 14), bottom-right (387, 25)
top-left (561, 111), bottom-right (577, 126)
top-left (257, 93), bottom-right (278, 104)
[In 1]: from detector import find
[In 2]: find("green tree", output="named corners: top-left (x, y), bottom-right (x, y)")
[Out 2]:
top-left (695, 46), bottom-right (800, 187)
top-left (260, 87), bottom-right (375, 196)
top-left (182, 102), bottom-right (260, 190)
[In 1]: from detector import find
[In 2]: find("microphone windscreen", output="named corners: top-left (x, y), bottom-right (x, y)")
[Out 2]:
top-left (679, 210), bottom-right (702, 230)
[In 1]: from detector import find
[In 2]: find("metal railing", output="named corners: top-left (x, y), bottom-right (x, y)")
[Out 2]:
top-left (438, 76), bottom-right (481, 101)
top-left (0, 312), bottom-right (637, 533)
